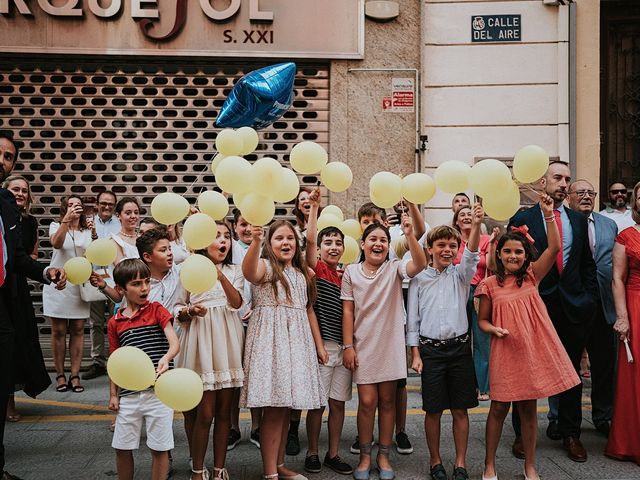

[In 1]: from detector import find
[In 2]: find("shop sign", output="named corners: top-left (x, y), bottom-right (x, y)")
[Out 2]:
top-left (388, 78), bottom-right (414, 113)
top-left (471, 14), bottom-right (521, 43)
top-left (0, 0), bottom-right (364, 59)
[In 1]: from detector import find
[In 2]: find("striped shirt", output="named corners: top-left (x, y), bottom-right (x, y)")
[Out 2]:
top-left (108, 301), bottom-right (173, 396)
top-left (314, 260), bottom-right (343, 344)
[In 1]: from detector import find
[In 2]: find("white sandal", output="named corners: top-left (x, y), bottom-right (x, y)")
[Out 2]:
top-left (191, 468), bottom-right (210, 480)
top-left (213, 467), bottom-right (230, 480)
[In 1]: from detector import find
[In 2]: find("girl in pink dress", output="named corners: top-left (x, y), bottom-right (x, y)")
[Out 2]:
top-left (475, 193), bottom-right (580, 480)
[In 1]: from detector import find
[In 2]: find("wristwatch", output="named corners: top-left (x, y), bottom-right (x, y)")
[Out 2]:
top-left (340, 344), bottom-right (353, 351)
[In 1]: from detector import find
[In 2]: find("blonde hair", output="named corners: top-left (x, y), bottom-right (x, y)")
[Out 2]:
top-left (2, 175), bottom-right (33, 217)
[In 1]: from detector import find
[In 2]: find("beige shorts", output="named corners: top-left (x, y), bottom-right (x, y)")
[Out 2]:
top-left (319, 341), bottom-right (353, 402)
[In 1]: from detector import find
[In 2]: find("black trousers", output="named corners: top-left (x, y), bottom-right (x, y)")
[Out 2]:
top-left (586, 304), bottom-right (616, 424)
top-left (0, 291), bottom-right (14, 472)
top-left (513, 300), bottom-right (589, 438)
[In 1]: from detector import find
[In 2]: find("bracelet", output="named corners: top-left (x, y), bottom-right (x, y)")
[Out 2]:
top-left (544, 218), bottom-right (555, 223)
top-left (97, 284), bottom-right (106, 291)
top-left (543, 215), bottom-right (554, 220)
top-left (341, 344), bottom-right (353, 351)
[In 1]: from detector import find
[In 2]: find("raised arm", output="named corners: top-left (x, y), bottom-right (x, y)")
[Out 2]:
top-left (407, 201), bottom-right (426, 240)
top-left (532, 193), bottom-right (560, 279)
top-left (242, 226), bottom-right (267, 285)
top-left (485, 227), bottom-right (500, 273)
top-left (403, 214), bottom-right (428, 277)
top-left (611, 242), bottom-right (630, 341)
top-left (305, 187), bottom-right (321, 269)
top-left (467, 203), bottom-right (484, 252)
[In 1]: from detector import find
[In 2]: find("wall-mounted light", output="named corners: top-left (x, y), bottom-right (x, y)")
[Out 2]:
top-left (365, 1), bottom-right (399, 22)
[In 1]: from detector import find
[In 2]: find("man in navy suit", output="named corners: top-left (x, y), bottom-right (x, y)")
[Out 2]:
top-left (0, 131), bottom-right (67, 480)
top-left (508, 161), bottom-right (598, 462)
top-left (567, 179), bottom-right (618, 437)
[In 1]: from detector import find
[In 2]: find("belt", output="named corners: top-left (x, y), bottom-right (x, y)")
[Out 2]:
top-left (419, 332), bottom-right (470, 347)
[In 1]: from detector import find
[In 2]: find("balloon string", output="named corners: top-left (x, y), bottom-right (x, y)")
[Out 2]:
top-left (515, 180), bottom-right (542, 195)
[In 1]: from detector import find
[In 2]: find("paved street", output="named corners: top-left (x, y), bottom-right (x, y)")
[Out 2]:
top-left (4, 375), bottom-right (638, 479)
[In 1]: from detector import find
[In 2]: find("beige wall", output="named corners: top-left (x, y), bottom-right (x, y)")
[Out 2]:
top-left (575, 0), bottom-right (601, 187)
top-left (328, 0), bottom-right (421, 217)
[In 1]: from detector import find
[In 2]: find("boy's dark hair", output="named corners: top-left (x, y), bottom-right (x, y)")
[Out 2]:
top-left (426, 225), bottom-right (461, 248)
top-left (357, 202), bottom-right (387, 222)
top-left (495, 231), bottom-right (539, 288)
top-left (232, 208), bottom-right (243, 224)
top-left (115, 196), bottom-right (140, 214)
top-left (140, 217), bottom-right (160, 229)
top-left (0, 130), bottom-right (19, 161)
top-left (317, 226), bottom-right (344, 245)
top-left (136, 226), bottom-right (170, 259)
top-left (96, 190), bottom-right (117, 205)
top-left (113, 258), bottom-right (151, 288)
top-left (454, 192), bottom-right (470, 200)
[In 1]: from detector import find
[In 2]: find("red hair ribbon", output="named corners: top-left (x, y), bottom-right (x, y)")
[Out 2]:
top-left (510, 225), bottom-right (535, 245)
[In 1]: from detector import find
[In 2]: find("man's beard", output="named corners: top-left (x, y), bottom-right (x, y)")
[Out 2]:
top-left (615, 197), bottom-right (626, 207)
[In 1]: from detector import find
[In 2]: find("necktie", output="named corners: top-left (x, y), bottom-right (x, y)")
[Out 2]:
top-left (554, 209), bottom-right (564, 274)
top-left (588, 217), bottom-right (596, 258)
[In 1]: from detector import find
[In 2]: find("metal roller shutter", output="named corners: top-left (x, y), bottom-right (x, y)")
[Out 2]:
top-left (0, 55), bottom-right (330, 367)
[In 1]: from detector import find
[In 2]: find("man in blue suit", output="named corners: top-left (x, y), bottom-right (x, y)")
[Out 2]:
top-left (508, 161), bottom-right (598, 463)
top-left (567, 179), bottom-right (618, 437)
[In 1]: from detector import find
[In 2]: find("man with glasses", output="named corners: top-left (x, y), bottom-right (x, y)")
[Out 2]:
top-left (567, 180), bottom-right (618, 437)
top-left (82, 191), bottom-right (120, 381)
top-left (600, 182), bottom-right (635, 232)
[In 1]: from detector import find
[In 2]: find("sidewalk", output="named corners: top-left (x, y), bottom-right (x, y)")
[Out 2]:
top-left (4, 375), bottom-right (638, 479)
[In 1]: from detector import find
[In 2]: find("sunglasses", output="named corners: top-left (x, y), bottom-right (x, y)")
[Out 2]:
top-left (609, 189), bottom-right (627, 195)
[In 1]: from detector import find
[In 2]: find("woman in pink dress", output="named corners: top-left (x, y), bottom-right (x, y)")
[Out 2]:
top-left (606, 180), bottom-right (640, 465)
top-left (475, 192), bottom-right (580, 480)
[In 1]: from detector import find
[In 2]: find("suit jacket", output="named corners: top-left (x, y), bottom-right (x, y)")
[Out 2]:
top-left (592, 212), bottom-right (618, 325)
top-left (508, 204), bottom-right (598, 324)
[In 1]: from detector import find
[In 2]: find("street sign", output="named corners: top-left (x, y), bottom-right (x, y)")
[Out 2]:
top-left (471, 14), bottom-right (521, 43)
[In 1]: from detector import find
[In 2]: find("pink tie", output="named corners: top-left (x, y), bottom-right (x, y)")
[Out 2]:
top-left (554, 209), bottom-right (564, 275)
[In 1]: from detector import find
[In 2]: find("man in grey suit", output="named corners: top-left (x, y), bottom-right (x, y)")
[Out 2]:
top-left (567, 179), bottom-right (618, 437)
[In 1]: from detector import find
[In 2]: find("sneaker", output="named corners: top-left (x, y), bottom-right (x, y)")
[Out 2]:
top-left (429, 464), bottom-right (448, 480)
top-left (227, 428), bottom-right (241, 451)
top-left (394, 431), bottom-right (413, 454)
top-left (452, 466), bottom-right (469, 480)
top-left (250, 428), bottom-right (261, 449)
top-left (286, 431), bottom-right (300, 456)
top-left (304, 454), bottom-right (322, 474)
top-left (323, 453), bottom-right (353, 475)
top-left (81, 364), bottom-right (106, 380)
top-left (350, 437), bottom-right (360, 454)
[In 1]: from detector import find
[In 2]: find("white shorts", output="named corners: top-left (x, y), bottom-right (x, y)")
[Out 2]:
top-left (112, 391), bottom-right (174, 452)
top-left (319, 341), bottom-right (353, 402)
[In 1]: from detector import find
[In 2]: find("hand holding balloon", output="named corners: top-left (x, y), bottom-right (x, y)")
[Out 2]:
top-left (400, 212), bottom-right (414, 238)
top-left (156, 355), bottom-right (171, 376)
top-left (251, 226), bottom-right (264, 243)
top-left (539, 191), bottom-right (554, 215)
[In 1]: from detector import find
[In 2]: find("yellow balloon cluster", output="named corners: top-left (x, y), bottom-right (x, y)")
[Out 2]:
top-left (340, 236), bottom-right (360, 264)
top-left (155, 368), bottom-right (204, 412)
top-left (215, 156), bottom-right (252, 194)
top-left (317, 213), bottom-right (342, 232)
top-left (341, 219), bottom-right (362, 240)
top-left (402, 173), bottom-right (436, 204)
top-left (236, 127), bottom-right (260, 155)
top-left (370, 172), bottom-right (402, 208)
top-left (469, 159), bottom-right (512, 198)
top-left (321, 162), bottom-right (353, 193)
top-left (85, 238), bottom-right (117, 266)
top-left (64, 257), bottom-right (92, 285)
top-left (210, 154), bottom-right (225, 174)
top-left (107, 346), bottom-right (156, 392)
top-left (239, 193), bottom-right (276, 226)
top-left (180, 254), bottom-right (218, 294)
top-left (322, 205), bottom-right (344, 221)
top-left (513, 145), bottom-right (549, 183)
top-left (198, 190), bottom-right (229, 220)
top-left (252, 157), bottom-right (283, 197)
top-left (434, 161), bottom-right (470, 193)
top-left (182, 213), bottom-right (218, 250)
top-left (290, 141), bottom-right (328, 174)
top-left (484, 182), bottom-right (521, 221)
top-left (151, 192), bottom-right (190, 225)
top-left (272, 168), bottom-right (300, 203)
top-left (215, 129), bottom-right (243, 156)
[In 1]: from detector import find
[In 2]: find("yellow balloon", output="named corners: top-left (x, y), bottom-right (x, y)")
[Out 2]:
top-left (434, 161), bottom-right (471, 193)
top-left (290, 141), bottom-right (328, 174)
top-left (317, 213), bottom-right (342, 232)
top-left (469, 159), bottom-right (513, 198)
top-left (107, 346), bottom-right (156, 392)
top-left (155, 368), bottom-right (204, 412)
top-left (85, 238), bottom-right (117, 266)
top-left (210, 154), bottom-right (225, 174)
top-left (215, 129), bottom-right (243, 156)
top-left (341, 219), bottom-right (362, 240)
top-left (484, 183), bottom-right (521, 221)
top-left (272, 168), bottom-right (300, 203)
top-left (215, 156), bottom-right (252, 194)
top-left (151, 192), bottom-right (190, 225)
top-left (198, 190), bottom-right (229, 220)
top-left (180, 254), bottom-right (218, 294)
top-left (182, 213), bottom-right (218, 250)
top-left (239, 193), bottom-right (275, 226)
top-left (237, 126), bottom-right (260, 155)
top-left (64, 257), bottom-right (92, 285)
top-left (322, 205), bottom-right (344, 221)
top-left (321, 162), bottom-right (353, 193)
top-left (340, 236), bottom-right (360, 264)
top-left (402, 173), bottom-right (436, 205)
top-left (513, 145), bottom-right (550, 183)
top-left (369, 171), bottom-right (402, 208)
top-left (252, 157), bottom-right (283, 196)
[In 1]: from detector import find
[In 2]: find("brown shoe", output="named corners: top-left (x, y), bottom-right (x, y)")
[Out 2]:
top-left (563, 436), bottom-right (587, 462)
top-left (511, 436), bottom-right (525, 459)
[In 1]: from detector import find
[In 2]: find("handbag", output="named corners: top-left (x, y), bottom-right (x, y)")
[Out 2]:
top-left (70, 230), bottom-right (107, 303)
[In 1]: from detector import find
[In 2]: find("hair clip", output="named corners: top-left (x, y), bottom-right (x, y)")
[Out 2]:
top-left (510, 225), bottom-right (535, 245)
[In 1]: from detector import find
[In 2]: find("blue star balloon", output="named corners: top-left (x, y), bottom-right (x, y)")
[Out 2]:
top-left (216, 62), bottom-right (297, 129)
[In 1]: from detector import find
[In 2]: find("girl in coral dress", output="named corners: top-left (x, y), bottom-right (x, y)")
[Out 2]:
top-left (475, 193), bottom-right (580, 480)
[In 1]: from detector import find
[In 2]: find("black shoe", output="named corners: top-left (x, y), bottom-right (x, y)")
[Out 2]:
top-left (429, 464), bottom-right (448, 480)
top-left (250, 428), bottom-right (261, 448)
top-left (546, 420), bottom-right (561, 440)
top-left (350, 436), bottom-right (360, 454)
top-left (323, 453), bottom-right (353, 475)
top-left (595, 421), bottom-right (611, 437)
top-left (286, 431), bottom-right (300, 456)
top-left (394, 431), bottom-right (413, 454)
top-left (304, 454), bottom-right (322, 473)
top-left (452, 467), bottom-right (469, 480)
top-left (81, 364), bottom-right (106, 380)
top-left (227, 428), bottom-right (241, 451)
